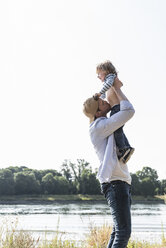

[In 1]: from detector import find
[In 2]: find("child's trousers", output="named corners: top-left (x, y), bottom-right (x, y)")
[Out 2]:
top-left (110, 104), bottom-right (130, 150)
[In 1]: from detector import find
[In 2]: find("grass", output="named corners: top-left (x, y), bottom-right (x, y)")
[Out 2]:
top-left (0, 219), bottom-right (39, 248)
top-left (132, 195), bottom-right (166, 203)
top-left (0, 219), bottom-right (166, 248)
top-left (85, 222), bottom-right (166, 248)
top-left (156, 195), bottom-right (166, 203)
top-left (0, 194), bottom-right (165, 203)
top-left (0, 194), bottom-right (105, 202)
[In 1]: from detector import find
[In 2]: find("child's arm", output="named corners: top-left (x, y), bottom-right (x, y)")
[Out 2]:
top-left (100, 73), bottom-right (116, 96)
top-left (93, 74), bottom-right (116, 100)
top-left (93, 74), bottom-right (123, 101)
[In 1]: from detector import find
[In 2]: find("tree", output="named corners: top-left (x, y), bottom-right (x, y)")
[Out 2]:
top-left (61, 160), bottom-right (73, 182)
top-left (0, 169), bottom-right (15, 195)
top-left (161, 179), bottom-right (166, 195)
top-left (136, 167), bottom-right (160, 196)
top-left (61, 159), bottom-right (101, 194)
top-left (0, 163), bottom-right (164, 196)
top-left (130, 173), bottom-right (141, 195)
top-left (140, 177), bottom-right (156, 196)
top-left (67, 159), bottom-right (101, 194)
top-left (79, 171), bottom-right (101, 194)
top-left (14, 172), bottom-right (40, 194)
top-left (54, 176), bottom-right (70, 194)
top-left (61, 160), bottom-right (76, 193)
top-left (7, 166), bottom-right (22, 174)
top-left (41, 173), bottom-right (56, 194)
top-left (136, 167), bottom-right (158, 184)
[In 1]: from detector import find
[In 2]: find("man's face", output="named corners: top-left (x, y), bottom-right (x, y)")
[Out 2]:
top-left (97, 98), bottom-right (111, 115)
top-left (97, 70), bottom-right (107, 82)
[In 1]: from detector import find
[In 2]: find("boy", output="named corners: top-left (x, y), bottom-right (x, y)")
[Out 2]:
top-left (94, 60), bottom-right (134, 163)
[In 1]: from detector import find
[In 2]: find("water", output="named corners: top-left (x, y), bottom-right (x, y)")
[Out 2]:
top-left (0, 202), bottom-right (165, 243)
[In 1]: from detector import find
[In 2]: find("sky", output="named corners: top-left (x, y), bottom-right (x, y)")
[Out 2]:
top-left (0, 0), bottom-right (166, 179)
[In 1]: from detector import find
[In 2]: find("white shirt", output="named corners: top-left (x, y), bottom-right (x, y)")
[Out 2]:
top-left (89, 100), bottom-right (135, 185)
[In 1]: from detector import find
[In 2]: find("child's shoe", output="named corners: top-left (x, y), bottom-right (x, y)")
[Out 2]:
top-left (122, 147), bottom-right (135, 163)
top-left (118, 148), bottom-right (130, 161)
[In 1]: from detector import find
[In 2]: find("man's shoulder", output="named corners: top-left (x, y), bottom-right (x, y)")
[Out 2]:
top-left (90, 117), bottom-right (107, 128)
top-left (89, 117), bottom-right (108, 137)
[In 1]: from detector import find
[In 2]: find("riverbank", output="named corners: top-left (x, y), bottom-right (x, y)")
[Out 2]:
top-left (0, 194), bottom-right (165, 204)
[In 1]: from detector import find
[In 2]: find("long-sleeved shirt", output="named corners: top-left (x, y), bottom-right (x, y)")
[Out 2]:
top-left (100, 73), bottom-right (116, 99)
top-left (89, 100), bottom-right (135, 184)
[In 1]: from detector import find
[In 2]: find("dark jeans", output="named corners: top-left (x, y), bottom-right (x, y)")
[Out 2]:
top-left (110, 104), bottom-right (130, 150)
top-left (101, 181), bottom-right (132, 248)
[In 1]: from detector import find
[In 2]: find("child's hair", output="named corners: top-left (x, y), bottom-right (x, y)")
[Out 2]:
top-left (96, 60), bottom-right (118, 76)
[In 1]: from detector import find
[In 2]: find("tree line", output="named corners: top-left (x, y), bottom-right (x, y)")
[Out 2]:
top-left (0, 159), bottom-right (165, 196)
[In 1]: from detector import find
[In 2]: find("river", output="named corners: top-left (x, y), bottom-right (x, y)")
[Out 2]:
top-left (0, 202), bottom-right (166, 244)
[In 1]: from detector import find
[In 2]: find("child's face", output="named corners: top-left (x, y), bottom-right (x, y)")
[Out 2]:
top-left (97, 70), bottom-right (107, 82)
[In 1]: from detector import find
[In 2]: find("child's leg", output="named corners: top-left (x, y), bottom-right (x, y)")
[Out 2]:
top-left (114, 128), bottom-right (130, 150)
top-left (110, 104), bottom-right (135, 162)
top-left (110, 105), bottom-right (130, 150)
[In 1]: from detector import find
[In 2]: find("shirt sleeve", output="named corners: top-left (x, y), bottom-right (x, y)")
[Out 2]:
top-left (100, 74), bottom-right (116, 95)
top-left (100, 93), bottom-right (106, 99)
top-left (102, 100), bottom-right (135, 138)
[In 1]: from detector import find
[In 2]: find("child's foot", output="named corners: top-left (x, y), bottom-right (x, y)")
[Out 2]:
top-left (118, 148), bottom-right (130, 161)
top-left (122, 147), bottom-right (135, 163)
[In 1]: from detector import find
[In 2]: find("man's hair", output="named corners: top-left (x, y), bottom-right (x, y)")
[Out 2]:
top-left (83, 97), bottom-right (99, 123)
top-left (96, 60), bottom-right (117, 76)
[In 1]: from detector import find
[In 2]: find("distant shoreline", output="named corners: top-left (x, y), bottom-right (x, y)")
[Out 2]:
top-left (0, 194), bottom-right (165, 205)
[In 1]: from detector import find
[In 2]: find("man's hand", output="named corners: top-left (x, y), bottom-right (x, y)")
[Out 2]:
top-left (113, 77), bottom-right (123, 88)
top-left (93, 93), bottom-right (101, 100)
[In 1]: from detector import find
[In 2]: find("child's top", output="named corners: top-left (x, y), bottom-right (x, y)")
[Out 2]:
top-left (100, 73), bottom-right (116, 99)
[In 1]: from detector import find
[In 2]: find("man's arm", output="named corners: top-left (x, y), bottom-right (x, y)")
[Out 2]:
top-left (102, 102), bottom-right (134, 137)
top-left (101, 81), bottom-right (135, 138)
top-left (112, 79), bottom-right (128, 101)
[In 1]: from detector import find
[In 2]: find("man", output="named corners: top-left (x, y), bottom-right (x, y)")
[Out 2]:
top-left (83, 78), bottom-right (135, 248)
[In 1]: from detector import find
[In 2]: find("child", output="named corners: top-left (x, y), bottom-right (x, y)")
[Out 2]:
top-left (94, 60), bottom-right (134, 163)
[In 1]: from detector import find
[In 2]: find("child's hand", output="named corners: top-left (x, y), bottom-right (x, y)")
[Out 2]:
top-left (113, 77), bottom-right (123, 88)
top-left (93, 93), bottom-right (101, 100)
